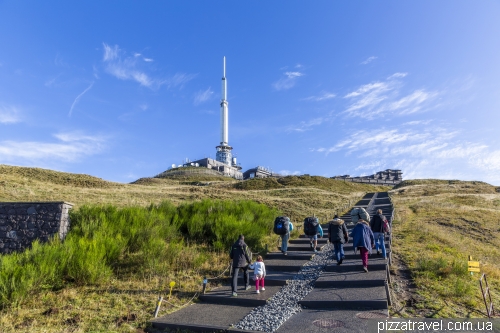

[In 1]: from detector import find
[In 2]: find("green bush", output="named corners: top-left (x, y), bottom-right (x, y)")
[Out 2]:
top-left (0, 199), bottom-right (279, 307)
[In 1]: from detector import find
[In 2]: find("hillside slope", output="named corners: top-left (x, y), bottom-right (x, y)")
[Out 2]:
top-left (390, 180), bottom-right (500, 317)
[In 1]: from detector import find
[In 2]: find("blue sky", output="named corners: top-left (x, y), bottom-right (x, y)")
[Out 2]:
top-left (1, 1), bottom-right (499, 185)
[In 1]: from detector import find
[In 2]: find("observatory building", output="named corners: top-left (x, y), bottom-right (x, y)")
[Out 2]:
top-left (158, 57), bottom-right (243, 180)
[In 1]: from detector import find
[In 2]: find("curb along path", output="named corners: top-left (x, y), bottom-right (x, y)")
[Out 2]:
top-left (150, 192), bottom-right (393, 332)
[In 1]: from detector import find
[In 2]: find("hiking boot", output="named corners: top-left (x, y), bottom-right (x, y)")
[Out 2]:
top-left (245, 285), bottom-right (252, 291)
top-left (339, 258), bottom-right (343, 265)
top-left (232, 292), bottom-right (238, 297)
top-left (256, 290), bottom-right (260, 294)
top-left (363, 266), bottom-right (368, 273)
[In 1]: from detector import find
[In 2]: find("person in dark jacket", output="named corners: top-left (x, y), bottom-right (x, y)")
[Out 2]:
top-left (370, 209), bottom-right (388, 259)
top-left (229, 235), bottom-right (252, 296)
top-left (328, 214), bottom-right (349, 265)
top-left (351, 219), bottom-right (375, 272)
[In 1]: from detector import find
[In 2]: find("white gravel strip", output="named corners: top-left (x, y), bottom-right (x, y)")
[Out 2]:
top-left (233, 243), bottom-right (335, 332)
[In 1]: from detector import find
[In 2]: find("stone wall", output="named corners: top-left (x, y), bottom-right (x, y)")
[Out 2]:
top-left (0, 202), bottom-right (73, 254)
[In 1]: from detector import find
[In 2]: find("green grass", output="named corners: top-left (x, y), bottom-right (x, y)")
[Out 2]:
top-left (390, 180), bottom-right (500, 317)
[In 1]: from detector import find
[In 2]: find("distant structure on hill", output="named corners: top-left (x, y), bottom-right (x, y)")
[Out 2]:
top-left (157, 58), bottom-right (268, 180)
top-left (331, 169), bottom-right (403, 185)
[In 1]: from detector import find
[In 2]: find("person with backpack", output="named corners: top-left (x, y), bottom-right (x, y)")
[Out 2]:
top-left (328, 214), bottom-right (349, 265)
top-left (273, 216), bottom-right (293, 255)
top-left (351, 218), bottom-right (375, 272)
top-left (303, 216), bottom-right (323, 253)
top-left (229, 234), bottom-right (252, 297)
top-left (370, 209), bottom-right (389, 259)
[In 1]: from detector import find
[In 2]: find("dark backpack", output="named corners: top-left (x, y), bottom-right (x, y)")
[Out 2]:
top-left (303, 217), bottom-right (319, 236)
top-left (273, 216), bottom-right (290, 235)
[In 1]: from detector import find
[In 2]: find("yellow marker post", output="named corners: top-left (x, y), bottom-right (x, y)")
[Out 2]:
top-left (168, 281), bottom-right (176, 300)
top-left (468, 255), bottom-right (480, 275)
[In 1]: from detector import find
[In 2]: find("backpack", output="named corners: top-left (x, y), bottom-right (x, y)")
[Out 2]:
top-left (273, 216), bottom-right (290, 235)
top-left (350, 207), bottom-right (370, 223)
top-left (382, 219), bottom-right (391, 233)
top-left (304, 217), bottom-right (319, 236)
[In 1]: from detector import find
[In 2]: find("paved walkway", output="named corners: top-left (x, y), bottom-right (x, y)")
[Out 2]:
top-left (150, 192), bottom-right (393, 332)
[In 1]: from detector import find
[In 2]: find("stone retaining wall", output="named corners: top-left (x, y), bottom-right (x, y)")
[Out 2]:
top-left (0, 202), bottom-right (73, 254)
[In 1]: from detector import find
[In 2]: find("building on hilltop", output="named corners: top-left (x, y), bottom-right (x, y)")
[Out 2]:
top-left (331, 169), bottom-right (403, 185)
top-left (158, 57), bottom-right (244, 180)
top-left (242, 166), bottom-right (282, 180)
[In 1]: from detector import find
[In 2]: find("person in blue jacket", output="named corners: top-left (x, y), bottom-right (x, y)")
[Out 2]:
top-left (351, 218), bottom-right (375, 272)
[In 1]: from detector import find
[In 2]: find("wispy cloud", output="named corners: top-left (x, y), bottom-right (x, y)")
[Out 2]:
top-left (69, 82), bottom-right (94, 117)
top-left (102, 43), bottom-right (176, 89)
top-left (194, 87), bottom-right (214, 105)
top-left (403, 119), bottom-right (432, 126)
top-left (279, 170), bottom-right (301, 176)
top-left (288, 117), bottom-right (327, 132)
top-left (166, 73), bottom-right (197, 89)
top-left (0, 105), bottom-right (22, 124)
top-left (0, 132), bottom-right (106, 163)
top-left (302, 91), bottom-right (336, 101)
top-left (342, 73), bottom-right (438, 119)
top-left (273, 71), bottom-right (304, 91)
top-left (312, 126), bottom-right (500, 184)
top-left (361, 56), bottom-right (377, 65)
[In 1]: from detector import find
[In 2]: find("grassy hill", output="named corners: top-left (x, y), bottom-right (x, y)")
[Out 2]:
top-left (389, 179), bottom-right (500, 317)
top-left (0, 165), bottom-right (388, 332)
top-left (0, 165), bottom-right (499, 331)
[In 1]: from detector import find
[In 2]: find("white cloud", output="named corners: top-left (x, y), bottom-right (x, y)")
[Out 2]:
top-left (302, 92), bottom-right (336, 101)
top-left (0, 105), bottom-right (22, 124)
top-left (273, 71), bottom-right (304, 91)
top-left (69, 82), bottom-right (94, 117)
top-left (312, 127), bottom-right (500, 184)
top-left (403, 119), bottom-right (432, 126)
top-left (279, 170), bottom-right (301, 176)
top-left (288, 116), bottom-right (330, 132)
top-left (166, 73), bottom-right (197, 89)
top-left (0, 132), bottom-right (106, 163)
top-left (102, 43), bottom-right (175, 89)
top-left (342, 73), bottom-right (438, 119)
top-left (361, 56), bottom-right (377, 65)
top-left (194, 87), bottom-right (214, 105)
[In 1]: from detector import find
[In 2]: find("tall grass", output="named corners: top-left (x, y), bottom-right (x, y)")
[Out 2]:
top-left (0, 199), bottom-right (279, 308)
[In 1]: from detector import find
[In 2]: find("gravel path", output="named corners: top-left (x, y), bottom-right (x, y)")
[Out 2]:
top-left (234, 244), bottom-right (334, 332)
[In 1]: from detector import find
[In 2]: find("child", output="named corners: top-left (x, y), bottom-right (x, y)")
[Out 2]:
top-left (252, 255), bottom-right (266, 294)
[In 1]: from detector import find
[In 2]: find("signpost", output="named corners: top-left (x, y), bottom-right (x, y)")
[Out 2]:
top-left (468, 255), bottom-right (480, 275)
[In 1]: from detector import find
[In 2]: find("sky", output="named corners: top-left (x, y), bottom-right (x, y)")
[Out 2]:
top-left (1, 1), bottom-right (499, 185)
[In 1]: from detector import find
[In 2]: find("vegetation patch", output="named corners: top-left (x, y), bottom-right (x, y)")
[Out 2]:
top-left (390, 181), bottom-right (500, 317)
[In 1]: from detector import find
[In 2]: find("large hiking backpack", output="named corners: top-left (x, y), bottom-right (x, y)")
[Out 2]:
top-left (350, 207), bottom-right (370, 223)
top-left (273, 216), bottom-right (290, 235)
top-left (303, 217), bottom-right (319, 236)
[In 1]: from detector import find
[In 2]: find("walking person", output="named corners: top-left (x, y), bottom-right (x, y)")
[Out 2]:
top-left (304, 216), bottom-right (323, 253)
top-left (229, 235), bottom-right (252, 296)
top-left (351, 218), bottom-right (375, 272)
top-left (273, 216), bottom-right (293, 255)
top-left (251, 255), bottom-right (266, 294)
top-left (328, 214), bottom-right (349, 265)
top-left (370, 209), bottom-right (388, 259)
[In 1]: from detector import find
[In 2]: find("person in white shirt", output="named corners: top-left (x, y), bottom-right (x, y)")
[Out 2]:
top-left (252, 255), bottom-right (266, 294)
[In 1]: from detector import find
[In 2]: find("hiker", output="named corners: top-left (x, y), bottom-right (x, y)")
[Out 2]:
top-left (251, 255), bottom-right (266, 294)
top-left (351, 218), bottom-right (375, 272)
top-left (328, 214), bottom-right (349, 265)
top-left (229, 234), bottom-right (252, 296)
top-left (273, 216), bottom-right (294, 255)
top-left (370, 209), bottom-right (389, 259)
top-left (304, 216), bottom-right (323, 253)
